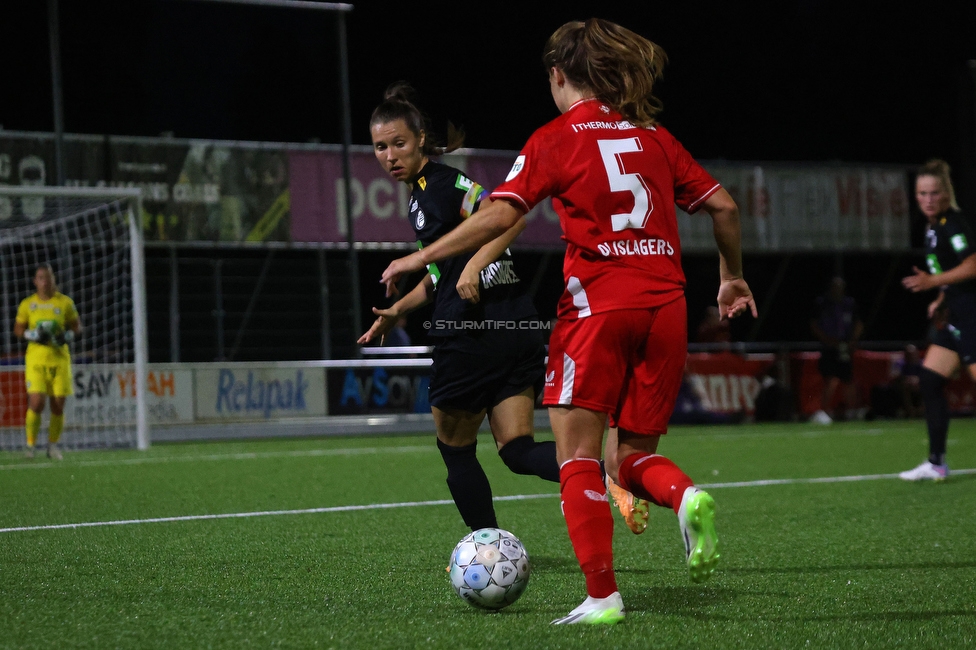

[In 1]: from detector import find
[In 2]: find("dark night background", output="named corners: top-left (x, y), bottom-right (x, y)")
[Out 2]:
top-left (2, 1), bottom-right (976, 358)
top-left (3, 1), bottom-right (975, 168)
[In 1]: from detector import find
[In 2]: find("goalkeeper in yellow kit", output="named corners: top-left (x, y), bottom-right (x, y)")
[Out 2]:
top-left (13, 264), bottom-right (82, 460)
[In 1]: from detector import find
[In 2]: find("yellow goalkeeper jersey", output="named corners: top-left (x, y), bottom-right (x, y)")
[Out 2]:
top-left (16, 292), bottom-right (78, 362)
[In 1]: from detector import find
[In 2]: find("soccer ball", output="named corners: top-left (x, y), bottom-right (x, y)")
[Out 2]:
top-left (448, 528), bottom-right (530, 611)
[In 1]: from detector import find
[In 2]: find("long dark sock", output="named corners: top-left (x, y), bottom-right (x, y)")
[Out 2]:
top-left (920, 368), bottom-right (949, 465)
top-left (498, 435), bottom-right (560, 482)
top-left (437, 439), bottom-right (497, 530)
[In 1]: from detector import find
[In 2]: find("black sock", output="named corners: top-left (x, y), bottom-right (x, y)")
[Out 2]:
top-left (920, 368), bottom-right (948, 465)
top-left (498, 436), bottom-right (560, 483)
top-left (437, 439), bottom-right (497, 530)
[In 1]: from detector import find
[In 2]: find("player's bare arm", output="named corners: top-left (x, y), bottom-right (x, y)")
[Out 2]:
top-left (702, 188), bottom-right (757, 319)
top-left (457, 213), bottom-right (528, 304)
top-left (358, 274), bottom-right (434, 345)
top-left (381, 200), bottom-right (525, 297)
top-left (902, 253), bottom-right (976, 293)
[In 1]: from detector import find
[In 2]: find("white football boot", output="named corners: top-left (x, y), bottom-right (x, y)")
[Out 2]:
top-left (551, 591), bottom-right (625, 625)
top-left (898, 461), bottom-right (948, 482)
top-left (678, 487), bottom-right (720, 584)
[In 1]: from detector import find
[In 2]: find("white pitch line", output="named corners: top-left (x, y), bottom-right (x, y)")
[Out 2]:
top-left (0, 445), bottom-right (436, 471)
top-left (0, 493), bottom-right (557, 534)
top-left (2, 468), bottom-right (974, 535)
top-left (699, 467), bottom-right (976, 489)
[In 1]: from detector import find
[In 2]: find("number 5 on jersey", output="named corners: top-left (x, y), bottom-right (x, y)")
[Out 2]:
top-left (598, 138), bottom-right (653, 232)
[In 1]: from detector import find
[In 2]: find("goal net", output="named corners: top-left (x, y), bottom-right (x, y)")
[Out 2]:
top-left (0, 186), bottom-right (149, 452)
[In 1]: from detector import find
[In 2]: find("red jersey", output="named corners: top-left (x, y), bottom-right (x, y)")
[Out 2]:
top-left (492, 98), bottom-right (721, 319)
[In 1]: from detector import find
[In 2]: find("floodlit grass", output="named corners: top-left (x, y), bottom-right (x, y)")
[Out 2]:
top-left (0, 419), bottom-right (974, 648)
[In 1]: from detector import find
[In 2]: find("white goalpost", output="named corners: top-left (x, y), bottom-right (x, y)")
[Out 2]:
top-left (0, 186), bottom-right (149, 451)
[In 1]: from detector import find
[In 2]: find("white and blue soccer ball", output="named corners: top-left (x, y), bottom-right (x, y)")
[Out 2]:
top-left (448, 528), bottom-right (530, 610)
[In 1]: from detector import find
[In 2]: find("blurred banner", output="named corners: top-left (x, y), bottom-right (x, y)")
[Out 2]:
top-left (195, 366), bottom-right (327, 421)
top-left (326, 366), bottom-right (431, 415)
top-left (1, 131), bottom-right (911, 250)
top-left (0, 132), bottom-right (290, 242)
top-left (68, 366), bottom-right (195, 426)
top-left (289, 149), bottom-right (565, 248)
top-left (677, 165), bottom-right (912, 252)
top-left (1, 354), bottom-right (974, 435)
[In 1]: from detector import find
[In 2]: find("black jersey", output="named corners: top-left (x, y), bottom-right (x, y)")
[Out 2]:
top-left (409, 160), bottom-right (536, 337)
top-left (925, 208), bottom-right (976, 314)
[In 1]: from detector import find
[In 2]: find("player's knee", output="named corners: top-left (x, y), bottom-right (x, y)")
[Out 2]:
top-left (498, 435), bottom-right (536, 475)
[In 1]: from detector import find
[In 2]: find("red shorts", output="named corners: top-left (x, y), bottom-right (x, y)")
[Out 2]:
top-left (543, 297), bottom-right (687, 435)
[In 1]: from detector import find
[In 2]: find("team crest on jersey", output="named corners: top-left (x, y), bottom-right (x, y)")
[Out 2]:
top-left (29, 302), bottom-right (37, 310)
top-left (505, 155), bottom-right (526, 181)
top-left (600, 104), bottom-right (610, 113)
top-left (416, 209), bottom-right (426, 230)
top-left (926, 229), bottom-right (937, 248)
top-left (54, 307), bottom-right (61, 315)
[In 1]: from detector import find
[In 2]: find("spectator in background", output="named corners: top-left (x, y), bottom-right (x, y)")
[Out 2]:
top-left (868, 344), bottom-right (924, 420)
top-left (754, 347), bottom-right (796, 422)
top-left (695, 305), bottom-right (731, 346)
top-left (669, 362), bottom-right (742, 426)
top-left (894, 344), bottom-right (924, 418)
top-left (810, 277), bottom-right (863, 424)
top-left (382, 316), bottom-right (412, 348)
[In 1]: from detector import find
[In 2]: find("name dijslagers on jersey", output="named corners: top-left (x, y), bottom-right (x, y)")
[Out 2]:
top-left (424, 320), bottom-right (552, 331)
top-left (570, 119), bottom-right (637, 132)
top-left (597, 238), bottom-right (675, 257)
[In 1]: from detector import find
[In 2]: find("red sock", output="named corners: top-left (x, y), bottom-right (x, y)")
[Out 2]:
top-left (559, 458), bottom-right (617, 598)
top-left (617, 453), bottom-right (694, 515)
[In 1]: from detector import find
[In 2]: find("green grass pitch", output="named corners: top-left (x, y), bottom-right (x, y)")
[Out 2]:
top-left (1, 419), bottom-right (974, 648)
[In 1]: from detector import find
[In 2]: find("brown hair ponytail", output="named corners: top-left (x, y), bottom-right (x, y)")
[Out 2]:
top-left (543, 18), bottom-right (667, 128)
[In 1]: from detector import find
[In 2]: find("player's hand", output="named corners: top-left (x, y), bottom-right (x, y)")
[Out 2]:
top-left (717, 278), bottom-right (758, 320)
top-left (36, 328), bottom-right (52, 344)
top-left (927, 298), bottom-right (944, 320)
top-left (902, 266), bottom-right (934, 293)
top-left (380, 253), bottom-right (426, 298)
top-left (54, 330), bottom-right (74, 346)
top-left (357, 306), bottom-right (400, 345)
top-left (23, 328), bottom-right (41, 342)
top-left (456, 266), bottom-right (481, 304)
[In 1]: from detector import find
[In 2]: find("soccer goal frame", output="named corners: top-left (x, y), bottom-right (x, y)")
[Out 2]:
top-left (0, 185), bottom-right (149, 451)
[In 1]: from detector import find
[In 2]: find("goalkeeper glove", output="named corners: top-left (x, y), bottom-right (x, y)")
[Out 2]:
top-left (54, 330), bottom-right (75, 346)
top-left (24, 328), bottom-right (52, 344)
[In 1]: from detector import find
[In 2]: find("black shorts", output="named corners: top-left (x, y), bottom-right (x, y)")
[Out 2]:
top-left (818, 348), bottom-right (853, 382)
top-left (428, 326), bottom-right (546, 413)
top-left (932, 320), bottom-right (976, 366)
